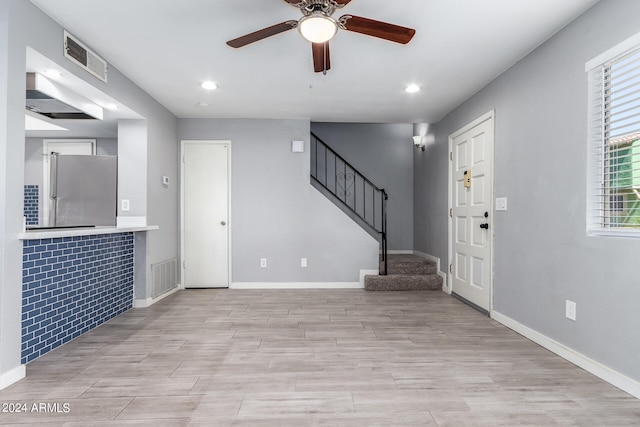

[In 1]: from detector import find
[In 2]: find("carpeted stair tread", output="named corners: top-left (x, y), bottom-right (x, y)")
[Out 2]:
top-left (364, 273), bottom-right (442, 291)
top-left (368, 254), bottom-right (442, 291)
top-left (381, 255), bottom-right (437, 275)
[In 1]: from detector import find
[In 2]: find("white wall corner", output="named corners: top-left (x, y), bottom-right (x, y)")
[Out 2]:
top-left (491, 310), bottom-right (640, 400)
top-left (0, 364), bottom-right (26, 390)
top-left (413, 250), bottom-right (449, 293)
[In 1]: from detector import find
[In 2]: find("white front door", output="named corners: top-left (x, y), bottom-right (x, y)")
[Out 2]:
top-left (449, 113), bottom-right (494, 312)
top-left (181, 141), bottom-right (230, 288)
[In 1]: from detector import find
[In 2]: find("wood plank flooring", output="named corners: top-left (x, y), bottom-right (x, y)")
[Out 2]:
top-left (1, 289), bottom-right (639, 425)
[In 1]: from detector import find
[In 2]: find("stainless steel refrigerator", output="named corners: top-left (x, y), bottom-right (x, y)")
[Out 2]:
top-left (49, 153), bottom-right (117, 227)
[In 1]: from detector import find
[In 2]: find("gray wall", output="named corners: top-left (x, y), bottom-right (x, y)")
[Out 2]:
top-left (311, 122), bottom-right (414, 251)
top-left (414, 0), bottom-right (640, 382)
top-left (179, 118), bottom-right (380, 283)
top-left (0, 0), bottom-right (178, 384)
top-left (117, 121), bottom-right (147, 218)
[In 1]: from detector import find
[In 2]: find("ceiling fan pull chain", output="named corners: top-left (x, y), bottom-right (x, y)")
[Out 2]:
top-left (323, 42), bottom-right (328, 75)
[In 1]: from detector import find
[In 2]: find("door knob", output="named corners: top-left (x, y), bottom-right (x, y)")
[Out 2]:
top-left (480, 223), bottom-right (489, 229)
top-left (220, 221), bottom-right (227, 226)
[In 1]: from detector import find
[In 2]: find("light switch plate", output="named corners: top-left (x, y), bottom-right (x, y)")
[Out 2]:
top-left (566, 300), bottom-right (576, 321)
top-left (496, 197), bottom-right (508, 211)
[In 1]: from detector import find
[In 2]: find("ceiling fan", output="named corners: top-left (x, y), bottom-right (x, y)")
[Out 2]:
top-left (226, 0), bottom-right (416, 74)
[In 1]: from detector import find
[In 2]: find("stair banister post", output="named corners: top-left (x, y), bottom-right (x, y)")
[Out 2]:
top-left (381, 189), bottom-right (388, 276)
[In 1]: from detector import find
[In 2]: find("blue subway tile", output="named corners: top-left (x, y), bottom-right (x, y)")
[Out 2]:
top-left (21, 233), bottom-right (135, 363)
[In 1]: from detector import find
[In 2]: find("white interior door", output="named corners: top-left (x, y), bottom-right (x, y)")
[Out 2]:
top-left (182, 141), bottom-right (230, 288)
top-left (42, 139), bottom-right (95, 225)
top-left (450, 114), bottom-right (494, 312)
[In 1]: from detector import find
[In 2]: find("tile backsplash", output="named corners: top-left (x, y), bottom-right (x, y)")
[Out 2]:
top-left (24, 185), bottom-right (39, 226)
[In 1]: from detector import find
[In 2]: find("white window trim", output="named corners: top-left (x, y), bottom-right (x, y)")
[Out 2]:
top-left (586, 32), bottom-right (640, 237)
top-left (585, 32), bottom-right (640, 72)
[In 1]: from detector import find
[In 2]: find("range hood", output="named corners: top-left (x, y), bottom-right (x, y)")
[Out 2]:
top-left (26, 72), bottom-right (103, 120)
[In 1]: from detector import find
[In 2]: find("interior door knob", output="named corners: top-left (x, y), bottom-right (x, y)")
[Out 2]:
top-left (480, 223), bottom-right (489, 229)
top-left (220, 221), bottom-right (227, 226)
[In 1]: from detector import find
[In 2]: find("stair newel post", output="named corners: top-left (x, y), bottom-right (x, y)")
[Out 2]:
top-left (381, 189), bottom-right (388, 276)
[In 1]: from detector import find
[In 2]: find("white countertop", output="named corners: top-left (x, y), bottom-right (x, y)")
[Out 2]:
top-left (18, 225), bottom-right (159, 240)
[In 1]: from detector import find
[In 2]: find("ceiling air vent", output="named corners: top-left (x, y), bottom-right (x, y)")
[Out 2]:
top-left (63, 30), bottom-right (108, 83)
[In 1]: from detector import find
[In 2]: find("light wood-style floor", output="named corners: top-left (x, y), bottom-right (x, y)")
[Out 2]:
top-left (1, 289), bottom-right (639, 426)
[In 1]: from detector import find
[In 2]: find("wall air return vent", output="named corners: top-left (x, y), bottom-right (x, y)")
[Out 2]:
top-left (63, 31), bottom-right (108, 83)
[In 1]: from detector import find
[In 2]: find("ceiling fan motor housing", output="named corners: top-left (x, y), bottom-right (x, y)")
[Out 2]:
top-left (299, 0), bottom-right (344, 17)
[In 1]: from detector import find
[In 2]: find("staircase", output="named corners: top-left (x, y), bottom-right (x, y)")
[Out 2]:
top-left (310, 132), bottom-right (389, 274)
top-left (364, 254), bottom-right (442, 291)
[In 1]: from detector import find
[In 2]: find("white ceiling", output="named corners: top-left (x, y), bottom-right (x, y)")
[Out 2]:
top-left (30, 0), bottom-right (599, 124)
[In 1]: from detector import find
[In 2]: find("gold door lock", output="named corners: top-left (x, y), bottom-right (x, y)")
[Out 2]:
top-left (464, 170), bottom-right (471, 188)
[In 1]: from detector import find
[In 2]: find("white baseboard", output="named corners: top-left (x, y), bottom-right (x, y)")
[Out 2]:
top-left (413, 250), bottom-right (449, 293)
top-left (0, 364), bottom-right (26, 390)
top-left (133, 286), bottom-right (179, 308)
top-left (231, 282), bottom-right (363, 290)
top-left (388, 250), bottom-right (414, 255)
top-left (491, 310), bottom-right (640, 399)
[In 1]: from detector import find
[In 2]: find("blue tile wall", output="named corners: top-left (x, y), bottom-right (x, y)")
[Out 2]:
top-left (21, 232), bottom-right (134, 363)
top-left (24, 185), bottom-right (39, 226)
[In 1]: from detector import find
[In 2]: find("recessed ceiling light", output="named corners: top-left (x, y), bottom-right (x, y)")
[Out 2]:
top-left (201, 81), bottom-right (218, 90)
top-left (405, 84), bottom-right (420, 94)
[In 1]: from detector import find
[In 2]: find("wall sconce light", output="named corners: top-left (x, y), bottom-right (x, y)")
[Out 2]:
top-left (413, 122), bottom-right (431, 152)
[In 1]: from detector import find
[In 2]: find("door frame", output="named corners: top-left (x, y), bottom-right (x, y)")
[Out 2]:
top-left (447, 110), bottom-right (495, 312)
top-left (180, 140), bottom-right (232, 288)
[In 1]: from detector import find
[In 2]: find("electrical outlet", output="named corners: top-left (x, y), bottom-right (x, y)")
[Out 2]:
top-left (260, 258), bottom-right (267, 268)
top-left (565, 300), bottom-right (576, 321)
top-left (301, 258), bottom-right (307, 268)
top-left (121, 199), bottom-right (130, 212)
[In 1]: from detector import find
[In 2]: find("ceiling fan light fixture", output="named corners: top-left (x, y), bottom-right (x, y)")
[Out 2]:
top-left (298, 13), bottom-right (338, 43)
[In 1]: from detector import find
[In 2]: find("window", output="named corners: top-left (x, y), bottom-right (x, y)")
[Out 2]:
top-left (587, 34), bottom-right (640, 236)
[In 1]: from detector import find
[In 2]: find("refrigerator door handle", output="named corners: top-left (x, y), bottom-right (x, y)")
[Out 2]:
top-left (49, 152), bottom-right (59, 227)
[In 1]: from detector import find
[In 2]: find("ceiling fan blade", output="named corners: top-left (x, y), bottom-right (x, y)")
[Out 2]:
top-left (312, 42), bottom-right (331, 73)
top-left (226, 21), bottom-right (297, 48)
top-left (340, 15), bottom-right (415, 44)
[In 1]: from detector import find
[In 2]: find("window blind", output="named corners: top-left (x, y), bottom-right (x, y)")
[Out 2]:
top-left (588, 45), bottom-right (640, 233)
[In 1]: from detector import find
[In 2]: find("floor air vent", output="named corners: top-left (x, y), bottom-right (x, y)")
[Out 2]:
top-left (63, 31), bottom-right (108, 83)
top-left (151, 259), bottom-right (177, 298)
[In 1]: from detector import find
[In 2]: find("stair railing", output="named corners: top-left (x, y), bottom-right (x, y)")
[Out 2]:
top-left (310, 132), bottom-right (388, 275)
